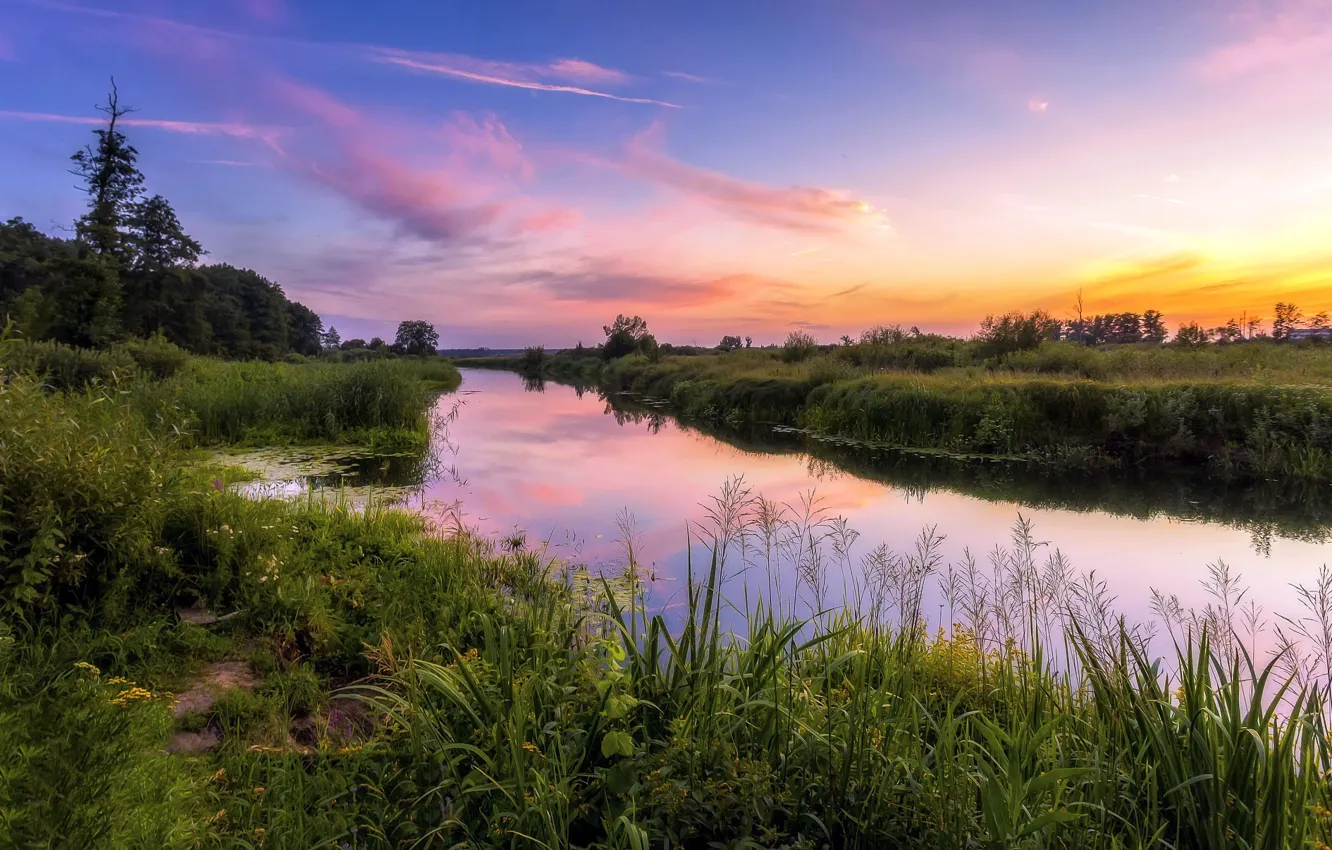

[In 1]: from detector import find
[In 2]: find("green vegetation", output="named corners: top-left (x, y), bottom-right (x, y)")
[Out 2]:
top-left (6, 356), bottom-right (1332, 847)
top-left (475, 312), bottom-right (1332, 479)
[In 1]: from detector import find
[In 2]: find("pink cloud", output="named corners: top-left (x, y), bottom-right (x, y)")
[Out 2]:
top-left (0, 109), bottom-right (284, 148)
top-left (267, 77), bottom-right (576, 243)
top-left (370, 48), bottom-right (678, 108)
top-left (440, 112), bottom-right (534, 180)
top-left (267, 77), bottom-right (359, 128)
top-left (519, 208), bottom-right (582, 232)
top-left (1195, 0), bottom-right (1332, 79)
top-left (546, 58), bottom-right (630, 86)
top-left (620, 123), bottom-right (885, 233)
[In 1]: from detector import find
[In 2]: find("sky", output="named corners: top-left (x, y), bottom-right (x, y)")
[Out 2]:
top-left (2, 0), bottom-right (1332, 347)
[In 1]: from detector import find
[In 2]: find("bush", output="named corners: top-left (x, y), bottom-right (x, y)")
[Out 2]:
top-left (118, 333), bottom-right (190, 380)
top-left (0, 376), bottom-right (185, 618)
top-left (1002, 341), bottom-right (1108, 380)
top-left (781, 330), bottom-right (819, 362)
top-left (1, 339), bottom-right (137, 390)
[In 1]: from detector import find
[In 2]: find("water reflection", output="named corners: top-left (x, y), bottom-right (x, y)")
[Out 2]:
top-left (441, 370), bottom-right (1332, 636)
top-left (253, 369), bottom-right (1332, 644)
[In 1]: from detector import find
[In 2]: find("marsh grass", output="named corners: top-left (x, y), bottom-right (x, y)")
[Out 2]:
top-left (575, 348), bottom-right (1332, 479)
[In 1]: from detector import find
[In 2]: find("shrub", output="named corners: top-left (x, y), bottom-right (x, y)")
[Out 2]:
top-left (117, 332), bottom-right (189, 380)
top-left (1, 339), bottom-right (137, 390)
top-left (781, 330), bottom-right (819, 362)
top-left (0, 376), bottom-right (185, 618)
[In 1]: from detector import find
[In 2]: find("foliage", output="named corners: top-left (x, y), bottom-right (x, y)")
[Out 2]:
top-left (520, 345), bottom-right (547, 373)
top-left (976, 310), bottom-right (1062, 358)
top-left (69, 80), bottom-right (144, 261)
top-left (781, 329), bottom-right (820, 362)
top-left (1173, 322), bottom-right (1211, 348)
top-left (603, 314), bottom-right (656, 361)
top-left (0, 374), bottom-right (183, 617)
top-left (393, 319), bottom-right (439, 356)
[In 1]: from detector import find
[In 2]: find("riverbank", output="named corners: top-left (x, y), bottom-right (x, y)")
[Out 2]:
top-left (4, 352), bottom-right (1332, 847)
top-left (464, 342), bottom-right (1332, 479)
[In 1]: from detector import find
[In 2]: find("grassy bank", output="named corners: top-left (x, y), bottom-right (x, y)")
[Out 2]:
top-left (2, 334), bottom-right (460, 453)
top-left (6, 361), bottom-right (1332, 847)
top-left (479, 341), bottom-right (1332, 479)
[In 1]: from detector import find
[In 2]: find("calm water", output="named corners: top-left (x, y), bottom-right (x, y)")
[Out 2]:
top-left (273, 368), bottom-right (1332, 637)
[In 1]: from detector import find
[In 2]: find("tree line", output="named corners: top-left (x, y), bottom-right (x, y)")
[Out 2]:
top-left (0, 82), bottom-right (441, 360)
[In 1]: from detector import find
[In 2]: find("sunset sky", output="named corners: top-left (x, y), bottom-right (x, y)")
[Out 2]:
top-left (2, 0), bottom-right (1331, 346)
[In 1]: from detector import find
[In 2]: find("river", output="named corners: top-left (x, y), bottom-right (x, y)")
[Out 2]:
top-left (250, 368), bottom-right (1332, 650)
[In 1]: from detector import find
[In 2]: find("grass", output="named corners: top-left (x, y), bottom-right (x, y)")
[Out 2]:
top-left (5, 362), bottom-right (1332, 847)
top-left (478, 341), bottom-right (1332, 479)
top-left (1, 331), bottom-right (461, 453)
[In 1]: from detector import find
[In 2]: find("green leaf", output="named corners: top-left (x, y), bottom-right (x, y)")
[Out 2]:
top-left (601, 730), bottom-right (634, 758)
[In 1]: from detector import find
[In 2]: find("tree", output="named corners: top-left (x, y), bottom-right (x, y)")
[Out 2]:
top-left (340, 338), bottom-right (368, 350)
top-left (976, 310), bottom-right (1060, 358)
top-left (1172, 322), bottom-right (1210, 347)
top-left (127, 195), bottom-right (203, 272)
top-left (368, 336), bottom-right (386, 349)
top-left (1273, 302), bottom-right (1303, 341)
top-left (602, 314), bottom-right (651, 360)
top-left (744, 336), bottom-right (752, 348)
top-left (70, 80), bottom-right (144, 261)
top-left (1212, 317), bottom-right (1244, 343)
top-left (42, 251), bottom-right (122, 347)
top-left (1141, 310), bottom-right (1167, 344)
top-left (394, 320), bottom-right (439, 355)
top-left (1069, 289), bottom-right (1087, 345)
top-left (718, 334), bottom-right (744, 351)
top-left (287, 302), bottom-right (323, 356)
top-left (322, 326), bottom-right (341, 350)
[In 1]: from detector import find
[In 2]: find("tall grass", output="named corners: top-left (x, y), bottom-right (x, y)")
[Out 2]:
top-left (575, 348), bottom-right (1332, 479)
top-left (141, 358), bottom-right (445, 449)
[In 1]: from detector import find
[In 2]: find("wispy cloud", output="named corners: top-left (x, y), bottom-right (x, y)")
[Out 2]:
top-left (527, 266), bottom-right (740, 305)
top-left (620, 122), bottom-right (886, 233)
top-left (370, 48), bottom-right (679, 107)
top-left (662, 70), bottom-right (716, 84)
top-left (0, 109), bottom-right (284, 147)
top-left (546, 57), bottom-right (630, 85)
top-left (439, 112), bottom-right (533, 180)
